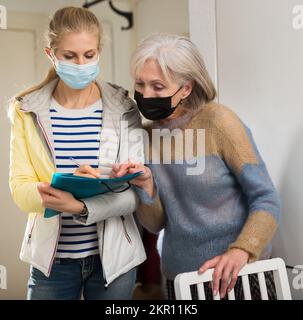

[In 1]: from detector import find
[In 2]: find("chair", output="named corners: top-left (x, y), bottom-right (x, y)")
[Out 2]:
top-left (174, 258), bottom-right (292, 300)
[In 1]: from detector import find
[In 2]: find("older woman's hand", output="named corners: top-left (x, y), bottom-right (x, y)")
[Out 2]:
top-left (198, 248), bottom-right (249, 299)
top-left (111, 161), bottom-right (155, 198)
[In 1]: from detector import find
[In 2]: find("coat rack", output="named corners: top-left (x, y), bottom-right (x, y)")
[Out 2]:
top-left (83, 0), bottom-right (133, 31)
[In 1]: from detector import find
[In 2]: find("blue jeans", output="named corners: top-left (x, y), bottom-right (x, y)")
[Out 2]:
top-left (27, 254), bottom-right (137, 300)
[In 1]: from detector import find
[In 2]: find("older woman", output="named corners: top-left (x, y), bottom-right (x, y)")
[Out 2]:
top-left (111, 33), bottom-right (281, 300)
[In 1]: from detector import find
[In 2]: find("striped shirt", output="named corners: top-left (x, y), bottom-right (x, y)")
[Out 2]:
top-left (50, 97), bottom-right (102, 258)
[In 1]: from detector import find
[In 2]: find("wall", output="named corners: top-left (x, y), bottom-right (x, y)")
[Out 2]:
top-left (135, 0), bottom-right (189, 40)
top-left (189, 0), bottom-right (217, 87)
top-left (189, 0), bottom-right (303, 299)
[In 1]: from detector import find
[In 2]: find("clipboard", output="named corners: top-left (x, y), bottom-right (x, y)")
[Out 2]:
top-left (44, 171), bottom-right (143, 218)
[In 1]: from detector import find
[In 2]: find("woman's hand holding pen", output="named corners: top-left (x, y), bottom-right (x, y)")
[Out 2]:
top-left (37, 182), bottom-right (84, 215)
top-left (71, 157), bottom-right (101, 179)
top-left (73, 165), bottom-right (101, 178)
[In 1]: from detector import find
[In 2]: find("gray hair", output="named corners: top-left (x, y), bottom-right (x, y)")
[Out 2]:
top-left (131, 33), bottom-right (216, 109)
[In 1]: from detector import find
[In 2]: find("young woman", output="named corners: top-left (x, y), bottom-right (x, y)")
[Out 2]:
top-left (111, 33), bottom-right (281, 300)
top-left (9, 6), bottom-right (146, 300)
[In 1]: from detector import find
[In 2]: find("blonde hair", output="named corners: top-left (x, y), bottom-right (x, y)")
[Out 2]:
top-left (17, 6), bottom-right (102, 98)
top-left (131, 33), bottom-right (216, 109)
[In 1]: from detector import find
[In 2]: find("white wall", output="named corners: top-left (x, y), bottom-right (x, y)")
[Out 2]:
top-left (135, 0), bottom-right (189, 40)
top-left (189, 0), bottom-right (217, 87)
top-left (190, 0), bottom-right (303, 299)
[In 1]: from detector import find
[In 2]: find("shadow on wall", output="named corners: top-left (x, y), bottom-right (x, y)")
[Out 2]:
top-left (273, 126), bottom-right (303, 300)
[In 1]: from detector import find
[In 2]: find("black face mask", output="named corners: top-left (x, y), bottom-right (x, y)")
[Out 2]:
top-left (134, 87), bottom-right (183, 121)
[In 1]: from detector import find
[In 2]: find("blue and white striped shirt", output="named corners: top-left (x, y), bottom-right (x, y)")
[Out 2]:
top-left (50, 97), bottom-right (103, 258)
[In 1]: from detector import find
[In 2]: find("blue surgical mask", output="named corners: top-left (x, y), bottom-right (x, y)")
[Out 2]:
top-left (52, 53), bottom-right (100, 90)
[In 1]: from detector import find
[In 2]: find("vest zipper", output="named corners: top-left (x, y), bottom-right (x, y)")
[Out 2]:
top-left (34, 111), bottom-right (61, 275)
top-left (27, 215), bottom-right (37, 244)
top-left (102, 220), bottom-right (108, 286)
top-left (121, 216), bottom-right (132, 244)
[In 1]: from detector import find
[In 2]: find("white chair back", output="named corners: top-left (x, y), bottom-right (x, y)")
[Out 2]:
top-left (174, 258), bottom-right (292, 300)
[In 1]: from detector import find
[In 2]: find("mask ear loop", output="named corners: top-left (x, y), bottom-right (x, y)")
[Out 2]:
top-left (172, 86), bottom-right (184, 97)
top-left (46, 47), bottom-right (58, 68)
top-left (171, 86), bottom-right (185, 109)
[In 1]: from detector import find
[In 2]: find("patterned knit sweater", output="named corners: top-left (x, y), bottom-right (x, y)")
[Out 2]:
top-left (136, 102), bottom-right (281, 280)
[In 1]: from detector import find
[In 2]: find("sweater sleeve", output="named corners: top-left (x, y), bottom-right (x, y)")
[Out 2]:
top-left (133, 178), bottom-right (166, 234)
top-left (215, 108), bottom-right (281, 262)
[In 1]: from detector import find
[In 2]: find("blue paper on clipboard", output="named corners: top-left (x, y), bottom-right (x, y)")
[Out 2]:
top-left (44, 171), bottom-right (142, 218)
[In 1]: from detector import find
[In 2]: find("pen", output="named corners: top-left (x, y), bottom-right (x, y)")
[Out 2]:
top-left (69, 157), bottom-right (81, 167)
